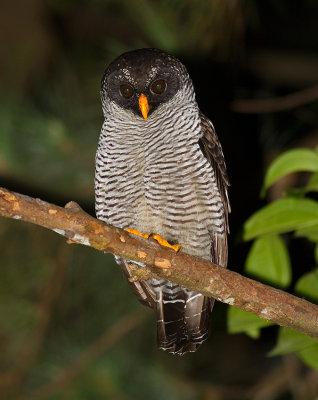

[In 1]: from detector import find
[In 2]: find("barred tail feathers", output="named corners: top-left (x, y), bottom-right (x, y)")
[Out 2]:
top-left (156, 283), bottom-right (211, 355)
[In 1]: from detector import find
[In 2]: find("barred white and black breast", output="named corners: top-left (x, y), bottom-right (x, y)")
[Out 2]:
top-left (95, 48), bottom-right (229, 355)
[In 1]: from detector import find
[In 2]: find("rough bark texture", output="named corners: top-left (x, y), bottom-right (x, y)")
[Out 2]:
top-left (1, 186), bottom-right (318, 338)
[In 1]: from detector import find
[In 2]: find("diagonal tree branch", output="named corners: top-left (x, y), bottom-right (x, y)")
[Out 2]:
top-left (1, 186), bottom-right (318, 339)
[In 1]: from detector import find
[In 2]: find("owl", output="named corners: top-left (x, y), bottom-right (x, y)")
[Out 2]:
top-left (95, 48), bottom-right (229, 354)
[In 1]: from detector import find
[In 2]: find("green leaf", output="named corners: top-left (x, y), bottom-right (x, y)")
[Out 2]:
top-left (245, 235), bottom-right (291, 288)
top-left (306, 171), bottom-right (318, 193)
top-left (243, 198), bottom-right (318, 241)
top-left (295, 224), bottom-right (318, 242)
top-left (268, 327), bottom-right (318, 356)
top-left (298, 344), bottom-right (318, 370)
top-left (262, 149), bottom-right (318, 194)
top-left (227, 307), bottom-right (273, 337)
top-left (316, 245), bottom-right (318, 264)
top-left (295, 269), bottom-right (318, 303)
top-left (245, 327), bottom-right (262, 339)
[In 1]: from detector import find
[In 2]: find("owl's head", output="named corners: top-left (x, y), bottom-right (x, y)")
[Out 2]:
top-left (101, 48), bottom-right (194, 120)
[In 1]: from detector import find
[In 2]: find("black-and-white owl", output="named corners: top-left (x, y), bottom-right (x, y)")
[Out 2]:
top-left (95, 48), bottom-right (229, 355)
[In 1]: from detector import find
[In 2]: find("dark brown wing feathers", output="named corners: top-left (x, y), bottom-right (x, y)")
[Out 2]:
top-left (199, 112), bottom-right (230, 233)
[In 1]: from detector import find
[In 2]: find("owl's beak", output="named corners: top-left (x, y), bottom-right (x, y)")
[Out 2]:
top-left (138, 93), bottom-right (149, 120)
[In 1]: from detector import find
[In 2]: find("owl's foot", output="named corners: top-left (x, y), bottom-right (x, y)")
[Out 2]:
top-left (125, 229), bottom-right (181, 252)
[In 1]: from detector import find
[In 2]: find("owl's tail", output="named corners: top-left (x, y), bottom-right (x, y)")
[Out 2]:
top-left (156, 283), bottom-right (212, 355)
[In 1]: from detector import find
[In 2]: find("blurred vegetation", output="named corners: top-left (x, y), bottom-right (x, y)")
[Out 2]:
top-left (1, 0), bottom-right (318, 399)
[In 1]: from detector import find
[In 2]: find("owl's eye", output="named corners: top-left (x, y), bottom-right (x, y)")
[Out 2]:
top-left (151, 79), bottom-right (166, 94)
top-left (120, 84), bottom-right (134, 99)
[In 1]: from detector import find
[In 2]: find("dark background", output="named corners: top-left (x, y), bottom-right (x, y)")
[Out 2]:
top-left (1, 1), bottom-right (318, 399)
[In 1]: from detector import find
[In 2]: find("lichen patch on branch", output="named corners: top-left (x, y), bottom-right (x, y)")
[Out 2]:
top-left (73, 234), bottom-right (91, 246)
top-left (154, 258), bottom-right (171, 269)
top-left (53, 229), bottom-right (66, 236)
top-left (0, 189), bottom-right (20, 211)
top-left (224, 297), bottom-right (235, 305)
top-left (89, 221), bottom-right (104, 236)
top-left (0, 189), bottom-right (17, 202)
top-left (137, 250), bottom-right (147, 259)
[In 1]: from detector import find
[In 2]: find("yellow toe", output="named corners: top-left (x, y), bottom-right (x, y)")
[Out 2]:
top-left (125, 229), bottom-right (181, 252)
top-left (150, 234), bottom-right (182, 252)
top-left (125, 228), bottom-right (149, 239)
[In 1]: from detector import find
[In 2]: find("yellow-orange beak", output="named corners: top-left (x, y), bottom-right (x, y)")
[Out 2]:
top-left (138, 93), bottom-right (149, 120)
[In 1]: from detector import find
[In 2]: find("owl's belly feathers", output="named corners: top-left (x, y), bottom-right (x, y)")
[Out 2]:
top-left (106, 144), bottom-right (223, 260)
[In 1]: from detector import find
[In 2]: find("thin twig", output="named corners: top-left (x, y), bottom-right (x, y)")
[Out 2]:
top-left (248, 355), bottom-right (301, 400)
top-left (19, 311), bottom-right (147, 400)
top-left (1, 187), bottom-right (318, 339)
top-left (231, 84), bottom-right (318, 113)
top-left (0, 244), bottom-right (71, 397)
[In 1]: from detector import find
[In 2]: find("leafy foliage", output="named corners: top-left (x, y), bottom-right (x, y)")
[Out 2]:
top-left (228, 147), bottom-right (318, 369)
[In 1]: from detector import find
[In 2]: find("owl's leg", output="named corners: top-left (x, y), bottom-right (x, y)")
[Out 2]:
top-left (125, 229), bottom-right (181, 252)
